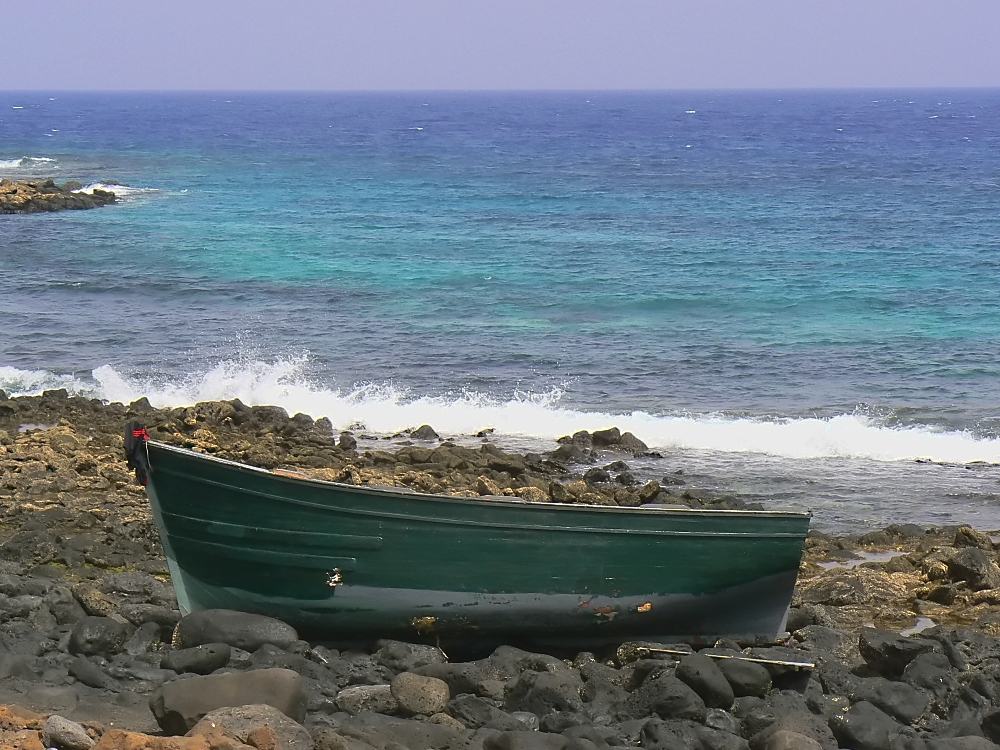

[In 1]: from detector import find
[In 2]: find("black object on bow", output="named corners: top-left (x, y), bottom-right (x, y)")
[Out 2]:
top-left (125, 420), bottom-right (151, 486)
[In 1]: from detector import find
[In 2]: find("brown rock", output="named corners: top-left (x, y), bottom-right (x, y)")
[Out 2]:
top-left (188, 705), bottom-right (312, 750)
top-left (513, 486), bottom-right (549, 503)
top-left (955, 525), bottom-right (994, 550)
top-left (476, 476), bottom-right (502, 496)
top-left (0, 705), bottom-right (45, 731)
top-left (0, 730), bottom-right (45, 750)
top-left (0, 179), bottom-right (117, 214)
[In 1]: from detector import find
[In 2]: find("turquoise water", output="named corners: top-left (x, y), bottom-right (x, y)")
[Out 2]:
top-left (2, 90), bottom-right (1000, 529)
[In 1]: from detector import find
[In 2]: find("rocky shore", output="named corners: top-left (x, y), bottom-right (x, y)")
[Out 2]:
top-left (0, 180), bottom-right (116, 214)
top-left (3, 389), bottom-right (1000, 749)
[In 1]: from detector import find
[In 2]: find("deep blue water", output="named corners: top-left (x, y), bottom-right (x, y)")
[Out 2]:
top-left (2, 90), bottom-right (1000, 530)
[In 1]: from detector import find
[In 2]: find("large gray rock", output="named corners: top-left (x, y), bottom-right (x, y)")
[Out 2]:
top-left (762, 730), bottom-right (823, 750)
top-left (67, 616), bottom-right (130, 657)
top-left (719, 658), bottom-right (772, 698)
top-left (374, 639), bottom-right (447, 673)
top-left (68, 656), bottom-right (117, 690)
top-left (390, 671), bottom-right (450, 715)
top-left (947, 548), bottom-right (1000, 590)
top-left (149, 667), bottom-right (306, 735)
top-left (336, 684), bottom-right (399, 715)
top-left (829, 700), bottom-right (903, 750)
top-left (621, 673), bottom-right (707, 722)
top-left (42, 715), bottom-right (94, 750)
top-left (174, 608), bottom-right (299, 651)
top-left (330, 711), bottom-right (462, 749)
top-left (859, 628), bottom-right (937, 678)
top-left (849, 675), bottom-right (929, 724)
top-left (447, 694), bottom-right (528, 730)
top-left (505, 670), bottom-right (584, 716)
top-left (483, 731), bottom-right (574, 750)
top-left (676, 653), bottom-right (735, 709)
top-left (161, 643), bottom-right (231, 675)
top-left (187, 704), bottom-right (313, 750)
top-left (642, 718), bottom-right (748, 750)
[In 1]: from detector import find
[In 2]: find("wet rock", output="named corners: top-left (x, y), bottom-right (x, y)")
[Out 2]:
top-left (68, 616), bottom-right (130, 657)
top-left (849, 676), bottom-right (929, 724)
top-left (718, 659), bottom-right (772, 698)
top-left (829, 700), bottom-right (903, 750)
top-left (72, 584), bottom-right (118, 618)
top-left (0, 179), bottom-right (117, 214)
top-left (955, 526), bottom-right (995, 550)
top-left (483, 731), bottom-right (573, 749)
top-left (42, 715), bottom-right (94, 750)
top-left (505, 670), bottom-right (584, 716)
top-left (161, 643), bottom-right (232, 675)
top-left (798, 568), bottom-right (909, 606)
top-left (981, 709), bottom-right (1000, 744)
top-left (68, 656), bottom-right (117, 690)
top-left (621, 672), bottom-right (706, 722)
top-left (550, 444), bottom-right (590, 464)
top-left (761, 730), bottom-right (823, 750)
top-left (947, 548), bottom-right (1000, 590)
top-left (448, 695), bottom-right (527, 731)
top-left (329, 712), bottom-right (461, 749)
top-left (675, 653), bottom-right (735, 709)
top-left (901, 651), bottom-right (956, 695)
top-left (582, 468), bottom-right (610, 484)
top-left (374, 640), bottom-right (447, 673)
top-left (335, 684), bottom-right (398, 715)
top-left (390, 671), bottom-right (450, 716)
top-left (124, 621), bottom-right (163, 656)
top-left (859, 628), bottom-right (937, 678)
top-left (926, 738), bottom-right (1000, 750)
top-left (42, 586), bottom-right (87, 625)
top-left (188, 704), bottom-right (313, 749)
top-left (149, 667), bottom-right (307, 734)
top-left (616, 432), bottom-right (648, 454)
top-left (174, 609), bottom-right (299, 651)
top-left (411, 425), bottom-right (440, 440)
top-left (641, 718), bottom-right (747, 750)
top-left (590, 428), bottom-right (621, 447)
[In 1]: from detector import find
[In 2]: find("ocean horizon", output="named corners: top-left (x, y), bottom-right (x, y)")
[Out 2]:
top-left (3, 88), bottom-right (999, 531)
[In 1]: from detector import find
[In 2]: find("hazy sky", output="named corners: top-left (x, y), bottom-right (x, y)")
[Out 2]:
top-left (7, 0), bottom-right (1000, 90)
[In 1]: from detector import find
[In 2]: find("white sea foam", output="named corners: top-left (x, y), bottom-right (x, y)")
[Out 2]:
top-left (2, 360), bottom-right (999, 465)
top-left (0, 156), bottom-right (57, 169)
top-left (73, 183), bottom-right (161, 201)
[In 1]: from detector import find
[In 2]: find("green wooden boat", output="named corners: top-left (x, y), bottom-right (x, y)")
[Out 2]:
top-left (140, 439), bottom-right (810, 647)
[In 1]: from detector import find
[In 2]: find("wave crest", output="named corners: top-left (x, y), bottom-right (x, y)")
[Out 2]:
top-left (0, 156), bottom-right (57, 170)
top-left (73, 183), bottom-right (160, 201)
top-left (1, 360), bottom-right (999, 464)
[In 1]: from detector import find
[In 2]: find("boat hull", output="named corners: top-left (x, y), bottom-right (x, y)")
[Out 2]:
top-left (144, 441), bottom-right (809, 647)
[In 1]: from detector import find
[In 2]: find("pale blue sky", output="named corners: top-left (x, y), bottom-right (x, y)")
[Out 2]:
top-left (6, 0), bottom-right (1000, 90)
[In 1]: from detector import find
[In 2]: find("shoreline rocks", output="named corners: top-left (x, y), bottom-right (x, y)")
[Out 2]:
top-left (3, 391), bottom-right (1000, 747)
top-left (0, 179), bottom-right (116, 213)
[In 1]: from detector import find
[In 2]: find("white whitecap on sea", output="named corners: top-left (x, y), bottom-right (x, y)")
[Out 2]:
top-left (72, 183), bottom-right (162, 202)
top-left (3, 357), bottom-right (985, 466)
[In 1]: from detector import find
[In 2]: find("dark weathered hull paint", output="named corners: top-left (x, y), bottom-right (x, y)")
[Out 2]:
top-left (144, 441), bottom-right (810, 646)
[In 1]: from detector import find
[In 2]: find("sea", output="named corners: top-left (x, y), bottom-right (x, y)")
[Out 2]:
top-left (2, 90), bottom-right (999, 532)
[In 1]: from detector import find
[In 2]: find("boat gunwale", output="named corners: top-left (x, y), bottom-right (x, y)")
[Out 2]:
top-left (146, 439), bottom-right (812, 521)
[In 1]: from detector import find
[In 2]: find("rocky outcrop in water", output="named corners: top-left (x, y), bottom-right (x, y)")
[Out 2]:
top-left (0, 179), bottom-right (116, 214)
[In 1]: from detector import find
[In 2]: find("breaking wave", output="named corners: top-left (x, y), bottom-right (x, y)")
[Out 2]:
top-left (73, 183), bottom-right (161, 201)
top-left (0, 156), bottom-right (57, 170)
top-left (2, 359), bottom-right (999, 465)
